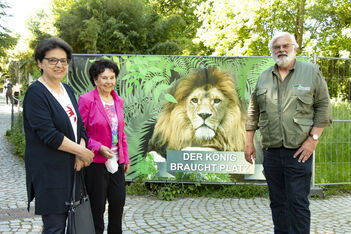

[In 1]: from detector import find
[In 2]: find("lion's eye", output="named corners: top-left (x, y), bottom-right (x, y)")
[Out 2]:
top-left (214, 98), bottom-right (221, 104)
top-left (191, 98), bottom-right (198, 104)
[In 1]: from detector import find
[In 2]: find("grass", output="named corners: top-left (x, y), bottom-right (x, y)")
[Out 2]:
top-left (315, 101), bottom-right (351, 184)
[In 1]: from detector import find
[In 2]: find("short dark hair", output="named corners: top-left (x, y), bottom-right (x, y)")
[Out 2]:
top-left (89, 59), bottom-right (120, 86)
top-left (34, 37), bottom-right (73, 62)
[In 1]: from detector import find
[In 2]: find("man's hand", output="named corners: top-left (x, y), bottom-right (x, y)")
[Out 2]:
top-left (244, 140), bottom-right (256, 164)
top-left (99, 145), bottom-right (115, 159)
top-left (293, 137), bottom-right (318, 163)
top-left (244, 130), bottom-right (256, 164)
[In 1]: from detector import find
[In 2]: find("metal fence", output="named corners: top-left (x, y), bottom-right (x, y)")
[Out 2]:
top-left (9, 96), bottom-right (22, 130)
top-left (313, 57), bottom-right (351, 185)
top-left (8, 55), bottom-right (350, 186)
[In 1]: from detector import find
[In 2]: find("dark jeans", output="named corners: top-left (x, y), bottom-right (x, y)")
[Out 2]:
top-left (6, 93), bottom-right (12, 104)
top-left (85, 163), bottom-right (126, 234)
top-left (263, 147), bottom-right (312, 234)
top-left (42, 213), bottom-right (67, 234)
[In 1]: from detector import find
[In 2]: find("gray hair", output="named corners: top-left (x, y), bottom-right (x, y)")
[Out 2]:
top-left (268, 32), bottom-right (299, 55)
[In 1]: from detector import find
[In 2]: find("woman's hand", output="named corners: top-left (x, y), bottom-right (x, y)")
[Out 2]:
top-left (124, 163), bottom-right (130, 174)
top-left (74, 158), bottom-right (85, 171)
top-left (76, 147), bottom-right (94, 167)
top-left (99, 145), bottom-right (115, 159)
top-left (58, 137), bottom-right (94, 169)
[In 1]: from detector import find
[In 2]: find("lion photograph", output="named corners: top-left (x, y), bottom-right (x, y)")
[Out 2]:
top-left (148, 66), bottom-right (246, 158)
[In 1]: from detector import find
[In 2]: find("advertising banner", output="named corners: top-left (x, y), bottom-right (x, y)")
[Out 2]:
top-left (68, 54), bottom-right (307, 183)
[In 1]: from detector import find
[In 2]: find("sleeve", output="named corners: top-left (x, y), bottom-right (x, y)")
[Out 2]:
top-left (313, 69), bottom-right (333, 127)
top-left (245, 85), bottom-right (260, 131)
top-left (118, 99), bottom-right (129, 164)
top-left (121, 127), bottom-right (130, 164)
top-left (78, 95), bottom-right (103, 151)
top-left (23, 86), bottom-right (64, 149)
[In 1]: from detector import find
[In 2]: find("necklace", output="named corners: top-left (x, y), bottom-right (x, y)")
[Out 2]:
top-left (39, 77), bottom-right (64, 97)
top-left (99, 94), bottom-right (113, 104)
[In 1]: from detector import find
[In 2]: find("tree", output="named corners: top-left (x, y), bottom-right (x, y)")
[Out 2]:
top-left (27, 10), bottom-right (55, 51)
top-left (147, 0), bottom-right (209, 54)
top-left (0, 0), bottom-right (17, 57)
top-left (194, 0), bottom-right (351, 57)
top-left (53, 0), bottom-right (197, 55)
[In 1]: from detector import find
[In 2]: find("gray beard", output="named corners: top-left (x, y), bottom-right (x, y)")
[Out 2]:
top-left (274, 52), bottom-right (296, 68)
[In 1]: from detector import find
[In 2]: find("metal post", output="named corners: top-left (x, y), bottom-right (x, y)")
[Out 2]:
top-left (312, 151), bottom-right (316, 188)
top-left (11, 97), bottom-right (14, 129)
top-left (313, 53), bottom-right (317, 64)
top-left (308, 53), bottom-right (324, 197)
top-left (310, 148), bottom-right (323, 197)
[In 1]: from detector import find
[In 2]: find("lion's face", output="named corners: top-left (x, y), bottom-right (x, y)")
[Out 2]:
top-left (186, 86), bottom-right (229, 141)
top-left (149, 66), bottom-right (246, 156)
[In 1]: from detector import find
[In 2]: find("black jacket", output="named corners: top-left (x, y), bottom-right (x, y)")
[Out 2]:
top-left (23, 80), bottom-right (87, 215)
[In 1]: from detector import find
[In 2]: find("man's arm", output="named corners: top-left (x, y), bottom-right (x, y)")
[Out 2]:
top-left (244, 130), bottom-right (256, 164)
top-left (293, 68), bottom-right (332, 163)
top-left (293, 127), bottom-right (324, 163)
top-left (245, 86), bottom-right (260, 164)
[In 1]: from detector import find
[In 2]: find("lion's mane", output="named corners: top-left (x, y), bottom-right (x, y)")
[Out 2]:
top-left (149, 66), bottom-right (246, 157)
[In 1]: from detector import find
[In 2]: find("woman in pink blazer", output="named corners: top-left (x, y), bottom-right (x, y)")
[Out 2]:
top-left (78, 59), bottom-right (129, 234)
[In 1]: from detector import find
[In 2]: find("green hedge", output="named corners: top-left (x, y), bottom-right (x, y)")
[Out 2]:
top-left (5, 115), bottom-right (25, 159)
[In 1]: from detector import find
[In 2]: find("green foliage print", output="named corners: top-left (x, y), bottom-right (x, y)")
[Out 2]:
top-left (69, 54), bottom-right (302, 182)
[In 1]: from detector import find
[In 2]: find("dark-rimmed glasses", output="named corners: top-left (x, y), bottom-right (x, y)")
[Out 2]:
top-left (272, 43), bottom-right (293, 51)
top-left (43, 57), bottom-right (70, 66)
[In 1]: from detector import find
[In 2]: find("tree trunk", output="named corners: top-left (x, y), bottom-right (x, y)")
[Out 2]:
top-left (295, 0), bottom-right (306, 53)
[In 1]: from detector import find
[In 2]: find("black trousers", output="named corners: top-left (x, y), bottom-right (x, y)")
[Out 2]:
top-left (6, 93), bottom-right (12, 104)
top-left (85, 163), bottom-right (126, 234)
top-left (263, 147), bottom-right (312, 234)
top-left (42, 213), bottom-right (67, 234)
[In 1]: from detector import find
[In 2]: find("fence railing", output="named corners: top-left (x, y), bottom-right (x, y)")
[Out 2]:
top-left (8, 55), bottom-right (351, 186)
top-left (313, 57), bottom-right (351, 185)
top-left (9, 96), bottom-right (22, 129)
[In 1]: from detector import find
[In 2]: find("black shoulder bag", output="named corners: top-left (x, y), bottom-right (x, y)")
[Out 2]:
top-left (66, 171), bottom-right (95, 234)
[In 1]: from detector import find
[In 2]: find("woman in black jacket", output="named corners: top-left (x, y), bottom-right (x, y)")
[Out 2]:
top-left (23, 37), bottom-right (94, 233)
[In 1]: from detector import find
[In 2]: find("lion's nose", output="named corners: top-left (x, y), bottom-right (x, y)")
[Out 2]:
top-left (198, 113), bottom-right (212, 120)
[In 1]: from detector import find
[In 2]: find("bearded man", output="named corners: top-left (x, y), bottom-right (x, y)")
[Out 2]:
top-left (244, 32), bottom-right (332, 234)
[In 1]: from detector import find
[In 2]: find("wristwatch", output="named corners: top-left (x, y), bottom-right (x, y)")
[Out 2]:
top-left (310, 133), bottom-right (319, 141)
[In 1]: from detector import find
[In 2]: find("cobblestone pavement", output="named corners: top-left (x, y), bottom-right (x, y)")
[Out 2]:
top-left (0, 94), bottom-right (351, 233)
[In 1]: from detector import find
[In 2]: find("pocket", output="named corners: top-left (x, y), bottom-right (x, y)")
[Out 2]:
top-left (258, 119), bottom-right (270, 144)
top-left (293, 118), bottom-right (313, 145)
top-left (256, 88), bottom-right (267, 113)
top-left (295, 90), bottom-right (313, 115)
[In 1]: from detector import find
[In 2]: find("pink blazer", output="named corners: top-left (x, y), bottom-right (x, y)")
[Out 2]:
top-left (78, 87), bottom-right (129, 164)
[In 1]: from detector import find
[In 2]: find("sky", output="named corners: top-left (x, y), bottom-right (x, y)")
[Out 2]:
top-left (6, 0), bottom-right (51, 36)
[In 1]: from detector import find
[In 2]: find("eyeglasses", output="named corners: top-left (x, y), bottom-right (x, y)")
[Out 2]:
top-left (43, 57), bottom-right (70, 66)
top-left (272, 43), bottom-right (293, 51)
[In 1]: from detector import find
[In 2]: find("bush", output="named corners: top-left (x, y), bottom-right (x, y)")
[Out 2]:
top-left (5, 114), bottom-right (25, 159)
top-left (127, 182), bottom-right (269, 201)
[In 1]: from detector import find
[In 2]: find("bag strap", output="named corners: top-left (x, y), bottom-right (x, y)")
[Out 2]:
top-left (66, 171), bottom-right (77, 207)
top-left (80, 170), bottom-right (88, 197)
top-left (65, 169), bottom-right (89, 207)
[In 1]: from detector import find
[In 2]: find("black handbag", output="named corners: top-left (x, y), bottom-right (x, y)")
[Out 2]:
top-left (66, 171), bottom-right (95, 234)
